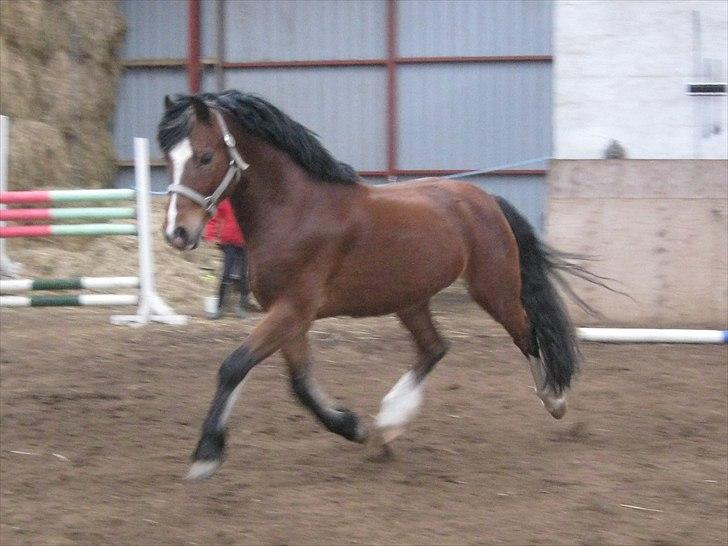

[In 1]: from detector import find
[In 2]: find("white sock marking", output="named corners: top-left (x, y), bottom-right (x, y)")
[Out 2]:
top-left (166, 138), bottom-right (192, 239)
top-left (528, 355), bottom-right (547, 391)
top-left (220, 377), bottom-right (247, 428)
top-left (186, 460), bottom-right (220, 481)
top-left (376, 370), bottom-right (423, 430)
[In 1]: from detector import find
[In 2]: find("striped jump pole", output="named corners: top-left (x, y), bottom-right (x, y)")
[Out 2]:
top-left (0, 276), bottom-right (139, 292)
top-left (1, 294), bottom-right (138, 307)
top-left (0, 207), bottom-right (136, 221)
top-left (0, 188), bottom-right (135, 204)
top-left (1, 224), bottom-right (137, 238)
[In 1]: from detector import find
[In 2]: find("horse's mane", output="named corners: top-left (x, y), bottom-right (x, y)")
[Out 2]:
top-left (157, 90), bottom-right (359, 185)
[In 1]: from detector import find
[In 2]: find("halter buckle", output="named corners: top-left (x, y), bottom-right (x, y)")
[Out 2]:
top-left (223, 133), bottom-right (236, 147)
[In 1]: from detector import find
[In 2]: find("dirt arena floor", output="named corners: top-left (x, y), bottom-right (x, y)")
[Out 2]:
top-left (1, 287), bottom-right (726, 546)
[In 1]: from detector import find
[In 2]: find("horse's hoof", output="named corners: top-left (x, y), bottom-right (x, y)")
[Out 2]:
top-left (335, 408), bottom-right (368, 443)
top-left (539, 393), bottom-right (568, 419)
top-left (365, 431), bottom-right (395, 462)
top-left (185, 459), bottom-right (221, 481)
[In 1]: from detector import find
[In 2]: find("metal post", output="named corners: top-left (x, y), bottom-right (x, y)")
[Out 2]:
top-left (134, 137), bottom-right (154, 321)
top-left (0, 115), bottom-right (22, 278)
top-left (111, 138), bottom-right (186, 326)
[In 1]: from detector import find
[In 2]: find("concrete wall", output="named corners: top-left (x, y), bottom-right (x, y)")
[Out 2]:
top-left (547, 160), bottom-right (727, 328)
top-left (554, 0), bottom-right (727, 159)
top-left (549, 1), bottom-right (728, 327)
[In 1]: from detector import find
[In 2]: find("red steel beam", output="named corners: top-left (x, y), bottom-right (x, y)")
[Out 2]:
top-left (386, 0), bottom-right (397, 178)
top-left (223, 59), bottom-right (387, 69)
top-left (187, 0), bottom-right (201, 93)
top-left (220, 56), bottom-right (552, 70)
top-left (396, 55), bottom-right (552, 64)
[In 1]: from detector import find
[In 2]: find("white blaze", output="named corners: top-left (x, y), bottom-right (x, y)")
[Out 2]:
top-left (166, 138), bottom-right (192, 239)
top-left (376, 370), bottom-right (423, 430)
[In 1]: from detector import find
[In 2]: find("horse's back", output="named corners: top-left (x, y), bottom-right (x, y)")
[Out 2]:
top-left (317, 177), bottom-right (512, 317)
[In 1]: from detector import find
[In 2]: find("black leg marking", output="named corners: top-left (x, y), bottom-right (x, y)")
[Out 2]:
top-left (414, 341), bottom-right (449, 381)
top-left (291, 374), bottom-right (365, 443)
top-left (192, 346), bottom-right (253, 464)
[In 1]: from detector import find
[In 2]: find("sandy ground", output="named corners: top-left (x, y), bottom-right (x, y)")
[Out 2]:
top-left (1, 290), bottom-right (726, 545)
top-left (1, 203), bottom-right (726, 544)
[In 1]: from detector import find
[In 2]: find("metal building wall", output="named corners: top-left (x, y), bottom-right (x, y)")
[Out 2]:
top-left (113, 0), bottom-right (552, 229)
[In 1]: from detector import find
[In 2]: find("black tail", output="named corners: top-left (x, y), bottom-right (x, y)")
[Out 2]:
top-left (495, 197), bottom-right (605, 394)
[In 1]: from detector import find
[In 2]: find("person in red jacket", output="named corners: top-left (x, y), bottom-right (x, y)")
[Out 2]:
top-left (203, 199), bottom-right (259, 318)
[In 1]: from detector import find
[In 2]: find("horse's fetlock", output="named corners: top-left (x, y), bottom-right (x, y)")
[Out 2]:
top-left (332, 408), bottom-right (366, 443)
top-left (193, 429), bottom-right (226, 461)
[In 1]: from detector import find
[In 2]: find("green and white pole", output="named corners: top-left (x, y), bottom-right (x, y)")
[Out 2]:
top-left (0, 276), bottom-right (139, 293)
top-left (1, 294), bottom-right (138, 307)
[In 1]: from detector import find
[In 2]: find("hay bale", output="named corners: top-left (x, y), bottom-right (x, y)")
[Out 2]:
top-left (37, 52), bottom-right (120, 129)
top-left (65, 121), bottom-right (118, 188)
top-left (0, 0), bottom-right (70, 61)
top-left (0, 37), bottom-right (40, 119)
top-left (1, 0), bottom-right (125, 191)
top-left (8, 120), bottom-right (72, 189)
top-left (62, 0), bottom-right (126, 64)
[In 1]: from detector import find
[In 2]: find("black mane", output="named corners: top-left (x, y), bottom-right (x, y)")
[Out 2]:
top-left (157, 90), bottom-right (359, 185)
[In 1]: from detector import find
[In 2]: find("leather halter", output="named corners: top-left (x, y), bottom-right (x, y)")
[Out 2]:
top-left (166, 108), bottom-right (249, 215)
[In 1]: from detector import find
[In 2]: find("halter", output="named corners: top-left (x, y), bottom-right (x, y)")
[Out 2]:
top-left (167, 108), bottom-right (249, 215)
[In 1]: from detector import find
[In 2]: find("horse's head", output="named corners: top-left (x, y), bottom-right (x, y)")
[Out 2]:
top-left (158, 95), bottom-right (248, 250)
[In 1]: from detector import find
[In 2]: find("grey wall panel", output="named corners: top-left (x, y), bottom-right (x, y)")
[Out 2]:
top-left (463, 175), bottom-right (546, 231)
top-left (397, 0), bottom-right (552, 57)
top-left (396, 175), bottom-right (545, 232)
top-left (222, 67), bottom-right (387, 171)
top-left (223, 0), bottom-right (386, 61)
top-left (113, 69), bottom-right (187, 161)
top-left (120, 0), bottom-right (188, 60)
top-left (200, 0), bottom-right (219, 59)
top-left (396, 63), bottom-right (551, 169)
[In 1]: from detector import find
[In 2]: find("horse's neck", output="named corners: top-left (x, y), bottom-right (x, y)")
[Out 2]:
top-left (230, 134), bottom-right (361, 248)
top-left (228, 142), bottom-right (308, 243)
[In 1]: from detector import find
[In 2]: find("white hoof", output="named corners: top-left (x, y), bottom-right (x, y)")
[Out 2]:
top-left (185, 460), bottom-right (221, 481)
top-left (539, 391), bottom-right (568, 419)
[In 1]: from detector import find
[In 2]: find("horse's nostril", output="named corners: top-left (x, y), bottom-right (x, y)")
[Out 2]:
top-left (172, 226), bottom-right (189, 245)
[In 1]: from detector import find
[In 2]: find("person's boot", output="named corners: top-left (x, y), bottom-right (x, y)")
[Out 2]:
top-left (241, 293), bottom-right (262, 312)
top-left (210, 281), bottom-right (229, 319)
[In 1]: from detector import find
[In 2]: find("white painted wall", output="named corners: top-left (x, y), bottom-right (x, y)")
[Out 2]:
top-left (554, 0), bottom-right (728, 159)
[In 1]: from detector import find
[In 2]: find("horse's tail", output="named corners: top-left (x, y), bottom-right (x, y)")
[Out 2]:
top-left (495, 197), bottom-right (596, 395)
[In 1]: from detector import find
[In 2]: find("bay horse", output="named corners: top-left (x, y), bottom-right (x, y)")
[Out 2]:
top-left (158, 91), bottom-right (592, 481)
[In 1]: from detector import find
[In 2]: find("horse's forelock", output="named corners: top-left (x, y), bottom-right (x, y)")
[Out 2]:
top-left (157, 100), bottom-right (194, 154)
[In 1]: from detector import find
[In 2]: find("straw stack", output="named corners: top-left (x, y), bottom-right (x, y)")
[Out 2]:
top-left (0, 0), bottom-right (125, 189)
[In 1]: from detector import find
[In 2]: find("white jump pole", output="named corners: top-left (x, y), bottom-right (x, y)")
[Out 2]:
top-left (110, 138), bottom-right (186, 326)
top-left (0, 115), bottom-right (22, 278)
top-left (578, 328), bottom-right (728, 344)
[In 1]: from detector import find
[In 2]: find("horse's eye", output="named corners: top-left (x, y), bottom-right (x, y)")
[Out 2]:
top-left (200, 153), bottom-right (213, 165)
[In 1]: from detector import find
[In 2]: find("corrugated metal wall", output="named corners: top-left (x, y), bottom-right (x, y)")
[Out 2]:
top-left (114, 0), bottom-right (552, 229)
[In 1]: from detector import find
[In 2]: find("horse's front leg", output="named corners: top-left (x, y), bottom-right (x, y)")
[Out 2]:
top-left (283, 333), bottom-right (368, 443)
top-left (186, 302), bottom-right (308, 480)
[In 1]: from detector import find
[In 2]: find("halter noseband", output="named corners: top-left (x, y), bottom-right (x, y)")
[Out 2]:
top-left (167, 108), bottom-right (249, 215)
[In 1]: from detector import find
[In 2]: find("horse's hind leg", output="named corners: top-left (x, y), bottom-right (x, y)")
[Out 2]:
top-left (282, 333), bottom-right (367, 443)
top-left (465, 264), bottom-right (567, 418)
top-left (374, 301), bottom-right (449, 447)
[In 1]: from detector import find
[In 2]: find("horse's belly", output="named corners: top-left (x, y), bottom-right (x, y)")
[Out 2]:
top-left (319, 229), bottom-right (467, 318)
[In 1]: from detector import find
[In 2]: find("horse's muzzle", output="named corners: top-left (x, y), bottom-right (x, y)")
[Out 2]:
top-left (165, 226), bottom-right (199, 250)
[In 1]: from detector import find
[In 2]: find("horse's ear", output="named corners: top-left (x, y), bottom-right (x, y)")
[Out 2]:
top-left (164, 94), bottom-right (184, 110)
top-left (190, 96), bottom-right (211, 123)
